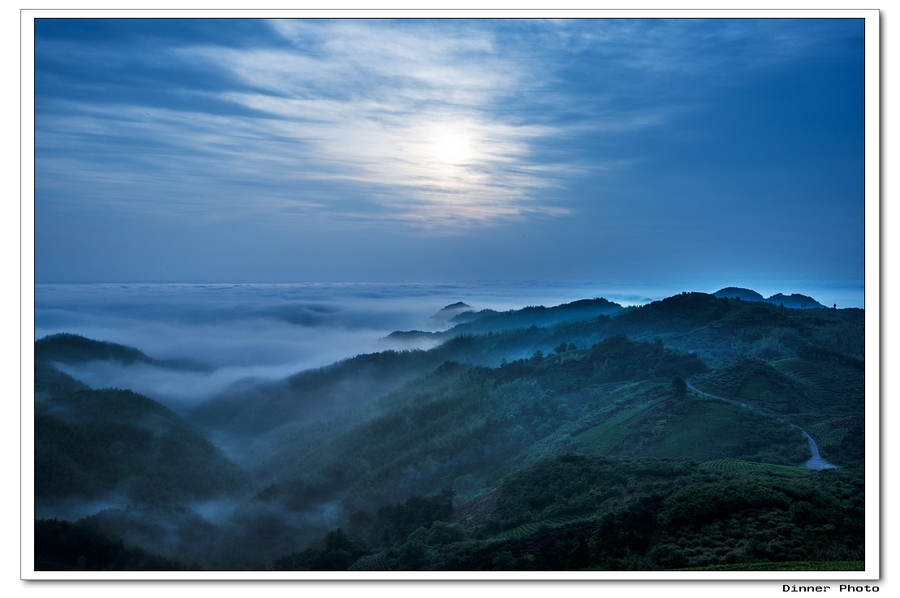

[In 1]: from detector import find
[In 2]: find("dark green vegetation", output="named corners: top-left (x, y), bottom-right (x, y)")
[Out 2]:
top-left (33, 290), bottom-right (866, 571)
top-left (35, 387), bottom-right (247, 503)
top-left (712, 287), bottom-right (826, 310)
top-left (36, 333), bottom-right (213, 373)
top-left (272, 456), bottom-right (863, 571)
top-left (35, 518), bottom-right (186, 571)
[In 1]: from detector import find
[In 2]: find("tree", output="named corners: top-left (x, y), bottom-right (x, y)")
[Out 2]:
top-left (671, 376), bottom-right (687, 399)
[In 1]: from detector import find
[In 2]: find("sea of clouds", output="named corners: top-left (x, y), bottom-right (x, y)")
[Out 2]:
top-left (33, 282), bottom-right (638, 407)
top-left (33, 280), bottom-right (863, 410)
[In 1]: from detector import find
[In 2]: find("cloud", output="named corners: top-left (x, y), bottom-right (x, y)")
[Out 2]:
top-left (35, 20), bottom-right (597, 230)
top-left (35, 18), bottom-right (862, 235)
top-left (35, 282), bottom-right (474, 409)
top-left (36, 302), bottom-right (434, 409)
top-left (176, 21), bottom-right (573, 227)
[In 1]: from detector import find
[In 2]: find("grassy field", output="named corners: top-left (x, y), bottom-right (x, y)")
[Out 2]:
top-left (572, 397), bottom-right (666, 455)
top-left (648, 401), bottom-right (743, 460)
top-left (807, 422), bottom-right (850, 448)
top-left (773, 357), bottom-right (864, 411)
top-left (737, 375), bottom-right (791, 404)
top-left (493, 516), bottom-right (583, 540)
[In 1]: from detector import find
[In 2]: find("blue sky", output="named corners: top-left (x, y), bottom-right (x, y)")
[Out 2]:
top-left (33, 18), bottom-right (866, 301)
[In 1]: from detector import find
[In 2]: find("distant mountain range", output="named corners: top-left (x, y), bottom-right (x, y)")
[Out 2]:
top-left (392, 289), bottom-right (828, 344)
top-left (391, 297), bottom-right (627, 341)
top-left (712, 287), bottom-right (827, 309)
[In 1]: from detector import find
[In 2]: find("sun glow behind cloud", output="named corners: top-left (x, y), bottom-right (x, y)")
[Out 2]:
top-left (38, 18), bottom-right (850, 231)
top-left (34, 18), bottom-right (865, 286)
top-left (158, 19), bottom-right (573, 228)
top-left (431, 129), bottom-right (471, 165)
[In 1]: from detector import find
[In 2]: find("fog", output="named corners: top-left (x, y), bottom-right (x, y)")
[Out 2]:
top-left (34, 280), bottom-right (864, 570)
top-left (37, 281), bottom-right (859, 410)
top-left (50, 333), bottom-right (442, 409)
top-left (35, 283), bottom-right (454, 366)
top-left (35, 495), bottom-right (134, 523)
top-left (35, 282), bottom-right (646, 404)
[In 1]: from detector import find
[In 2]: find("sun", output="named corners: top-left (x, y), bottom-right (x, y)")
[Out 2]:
top-left (431, 130), bottom-right (472, 165)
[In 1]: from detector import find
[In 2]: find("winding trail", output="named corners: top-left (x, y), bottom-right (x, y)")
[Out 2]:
top-left (795, 427), bottom-right (837, 470)
top-left (685, 377), bottom-right (836, 470)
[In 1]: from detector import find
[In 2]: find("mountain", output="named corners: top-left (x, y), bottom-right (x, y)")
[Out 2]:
top-left (712, 287), bottom-right (826, 309)
top-left (427, 301), bottom-right (474, 324)
top-left (33, 288), bottom-right (865, 571)
top-left (35, 386), bottom-right (248, 505)
top-left (767, 293), bottom-right (826, 309)
top-left (188, 348), bottom-right (452, 436)
top-left (606, 292), bottom-right (860, 366)
top-left (36, 333), bottom-right (213, 372)
top-left (712, 287), bottom-right (766, 302)
top-left (398, 297), bottom-right (627, 341)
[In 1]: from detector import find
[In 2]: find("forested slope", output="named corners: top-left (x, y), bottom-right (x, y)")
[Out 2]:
top-left (33, 290), bottom-right (867, 571)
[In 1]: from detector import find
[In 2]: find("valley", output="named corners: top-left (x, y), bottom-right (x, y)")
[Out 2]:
top-left (32, 288), bottom-right (867, 572)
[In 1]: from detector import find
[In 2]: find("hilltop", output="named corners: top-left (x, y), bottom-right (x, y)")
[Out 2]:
top-left (713, 287), bottom-right (826, 309)
top-left (33, 287), bottom-right (865, 571)
top-left (36, 333), bottom-right (213, 372)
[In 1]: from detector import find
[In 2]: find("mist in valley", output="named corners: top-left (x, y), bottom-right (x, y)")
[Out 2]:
top-left (33, 282), bottom-right (645, 568)
top-left (27, 14), bottom-right (873, 577)
top-left (31, 282), bottom-right (869, 571)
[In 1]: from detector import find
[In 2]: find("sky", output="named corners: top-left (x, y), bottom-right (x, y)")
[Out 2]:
top-left (33, 18), bottom-right (867, 301)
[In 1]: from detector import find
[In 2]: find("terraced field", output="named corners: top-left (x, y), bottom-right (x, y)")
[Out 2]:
top-left (691, 357), bottom-right (801, 409)
top-left (807, 422), bottom-right (849, 448)
top-left (572, 397), bottom-right (665, 455)
top-left (648, 401), bottom-right (743, 460)
top-left (494, 516), bottom-right (583, 540)
top-left (772, 358), bottom-right (864, 409)
top-left (737, 375), bottom-right (791, 404)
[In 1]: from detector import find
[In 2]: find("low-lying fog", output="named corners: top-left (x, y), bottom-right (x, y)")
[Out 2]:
top-left (35, 281), bottom-right (658, 408)
top-left (32, 280), bottom-right (865, 568)
top-left (35, 280), bottom-right (861, 409)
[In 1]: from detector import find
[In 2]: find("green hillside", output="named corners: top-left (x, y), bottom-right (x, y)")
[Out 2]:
top-left (36, 388), bottom-right (248, 504)
top-left (33, 289), bottom-right (866, 571)
top-left (36, 333), bottom-right (212, 371)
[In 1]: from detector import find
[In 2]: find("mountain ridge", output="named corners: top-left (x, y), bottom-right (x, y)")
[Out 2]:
top-left (36, 333), bottom-right (213, 372)
top-left (33, 286), bottom-right (865, 571)
top-left (712, 287), bottom-right (826, 309)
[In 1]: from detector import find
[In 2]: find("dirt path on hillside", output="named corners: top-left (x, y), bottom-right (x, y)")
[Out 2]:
top-left (686, 377), bottom-right (836, 470)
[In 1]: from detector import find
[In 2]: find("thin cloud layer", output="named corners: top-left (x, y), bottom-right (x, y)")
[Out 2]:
top-left (39, 19), bottom-right (847, 226)
top-left (34, 18), bottom-right (865, 286)
top-left (38, 20), bottom-right (576, 228)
